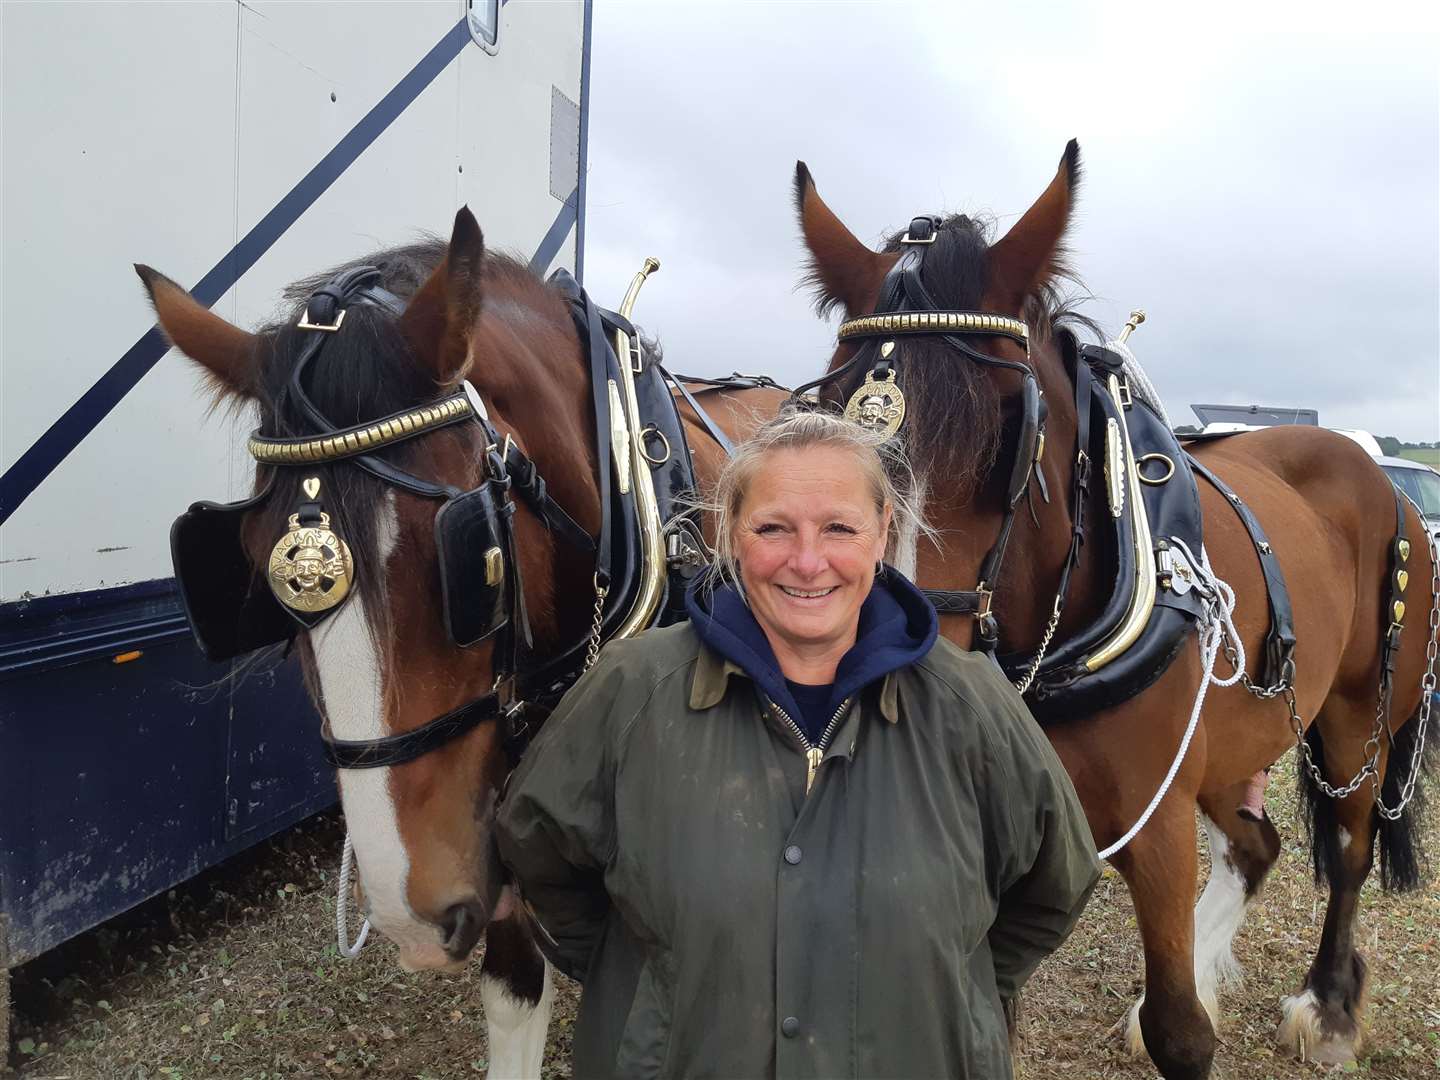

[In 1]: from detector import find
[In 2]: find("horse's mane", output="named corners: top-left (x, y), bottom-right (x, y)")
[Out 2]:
top-left (835, 214), bottom-right (1093, 497)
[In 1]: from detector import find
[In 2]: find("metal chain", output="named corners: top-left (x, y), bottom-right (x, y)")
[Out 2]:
top-left (1288, 493), bottom-right (1439, 810)
top-left (1376, 497), bottom-right (1439, 819)
top-left (582, 577), bottom-right (609, 673)
top-left (1014, 597), bottom-right (1063, 696)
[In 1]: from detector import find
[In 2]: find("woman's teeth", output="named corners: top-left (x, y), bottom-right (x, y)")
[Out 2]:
top-left (779, 585), bottom-right (837, 598)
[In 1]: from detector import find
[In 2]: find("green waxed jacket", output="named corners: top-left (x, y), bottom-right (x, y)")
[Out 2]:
top-left (496, 623), bottom-right (1099, 1079)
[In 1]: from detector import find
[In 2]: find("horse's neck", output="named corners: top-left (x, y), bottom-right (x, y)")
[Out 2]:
top-left (473, 283), bottom-right (601, 526)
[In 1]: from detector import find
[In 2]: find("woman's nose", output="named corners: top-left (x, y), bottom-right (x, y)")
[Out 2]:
top-left (788, 532), bottom-right (826, 576)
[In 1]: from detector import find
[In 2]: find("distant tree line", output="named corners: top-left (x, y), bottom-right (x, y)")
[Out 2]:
top-left (1378, 437), bottom-right (1440, 456)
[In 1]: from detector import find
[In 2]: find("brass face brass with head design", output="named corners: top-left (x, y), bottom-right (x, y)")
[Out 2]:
top-left (268, 514), bottom-right (355, 613)
top-left (267, 478), bottom-right (355, 615)
top-left (844, 370), bottom-right (907, 439)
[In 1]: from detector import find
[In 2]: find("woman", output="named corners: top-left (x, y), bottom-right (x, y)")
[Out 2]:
top-left (496, 411), bottom-right (1099, 1079)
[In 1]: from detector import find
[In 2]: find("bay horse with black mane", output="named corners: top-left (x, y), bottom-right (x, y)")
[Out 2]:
top-left (137, 212), bottom-right (784, 1077)
top-left (792, 140), bottom-right (1437, 1078)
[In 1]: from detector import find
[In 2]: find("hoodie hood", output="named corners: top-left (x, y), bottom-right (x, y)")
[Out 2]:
top-left (685, 567), bottom-right (939, 724)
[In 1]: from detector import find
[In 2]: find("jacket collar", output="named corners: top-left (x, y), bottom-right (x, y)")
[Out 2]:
top-left (690, 642), bottom-right (900, 724)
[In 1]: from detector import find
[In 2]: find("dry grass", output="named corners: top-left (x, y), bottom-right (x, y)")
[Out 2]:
top-left (8, 748), bottom-right (1438, 1079)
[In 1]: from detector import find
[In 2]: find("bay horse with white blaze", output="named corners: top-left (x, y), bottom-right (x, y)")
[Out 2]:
top-left (138, 211), bottom-right (783, 1077)
top-left (793, 140), bottom-right (1437, 1079)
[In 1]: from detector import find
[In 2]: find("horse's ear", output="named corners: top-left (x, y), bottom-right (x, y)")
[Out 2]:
top-left (399, 207), bottom-right (485, 384)
top-left (794, 161), bottom-right (892, 317)
top-left (987, 139), bottom-right (1081, 311)
top-left (135, 264), bottom-right (258, 399)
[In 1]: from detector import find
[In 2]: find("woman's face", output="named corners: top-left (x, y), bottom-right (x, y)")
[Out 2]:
top-left (735, 445), bottom-right (891, 664)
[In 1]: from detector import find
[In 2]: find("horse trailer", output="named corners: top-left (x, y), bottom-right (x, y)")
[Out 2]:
top-left (0, 0), bottom-right (592, 1039)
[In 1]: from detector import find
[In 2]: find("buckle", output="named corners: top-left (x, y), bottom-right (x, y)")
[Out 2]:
top-left (975, 583), bottom-right (994, 619)
top-left (297, 308), bottom-right (346, 333)
top-left (900, 215), bottom-right (939, 245)
top-left (899, 230), bottom-right (937, 245)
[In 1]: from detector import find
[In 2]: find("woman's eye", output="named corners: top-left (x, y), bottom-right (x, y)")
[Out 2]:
top-left (754, 523), bottom-right (784, 535)
top-left (826, 523), bottom-right (858, 535)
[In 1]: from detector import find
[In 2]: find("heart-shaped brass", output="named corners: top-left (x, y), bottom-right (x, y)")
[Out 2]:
top-left (1396, 570), bottom-right (1409, 592)
top-left (1393, 600), bottom-right (1406, 624)
top-left (303, 476), bottom-right (322, 499)
top-left (1398, 539), bottom-right (1411, 562)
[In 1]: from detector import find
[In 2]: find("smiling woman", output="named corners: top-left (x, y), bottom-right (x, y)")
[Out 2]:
top-left (496, 409), bottom-right (1102, 1079)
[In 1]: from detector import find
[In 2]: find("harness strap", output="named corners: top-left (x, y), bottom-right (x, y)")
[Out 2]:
top-left (1186, 453), bottom-right (1297, 688)
top-left (921, 590), bottom-right (988, 615)
top-left (1053, 356), bottom-right (1095, 610)
top-left (659, 364), bottom-right (736, 457)
top-left (553, 269), bottom-right (618, 591)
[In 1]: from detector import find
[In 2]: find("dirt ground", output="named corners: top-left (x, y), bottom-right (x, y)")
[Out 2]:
top-left (8, 748), bottom-right (1438, 1079)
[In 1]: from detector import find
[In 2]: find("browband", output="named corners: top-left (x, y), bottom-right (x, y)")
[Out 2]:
top-left (248, 394), bottom-right (473, 464)
top-left (838, 310), bottom-right (1029, 344)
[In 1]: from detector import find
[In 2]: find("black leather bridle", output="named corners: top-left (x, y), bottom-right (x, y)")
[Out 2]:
top-left (790, 215), bottom-right (1054, 651)
top-left (195, 266), bottom-right (643, 771)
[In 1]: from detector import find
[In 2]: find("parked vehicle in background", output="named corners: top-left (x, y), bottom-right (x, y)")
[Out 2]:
top-left (1376, 456), bottom-right (1440, 544)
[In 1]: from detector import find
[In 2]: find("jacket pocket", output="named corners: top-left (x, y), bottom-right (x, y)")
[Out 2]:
top-left (612, 948), bottom-right (674, 1079)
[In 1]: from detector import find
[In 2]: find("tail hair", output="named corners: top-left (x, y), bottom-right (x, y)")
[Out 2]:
top-left (1298, 704), bottom-right (1435, 893)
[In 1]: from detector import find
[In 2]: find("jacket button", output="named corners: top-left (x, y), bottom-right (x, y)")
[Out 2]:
top-left (783, 845), bottom-right (802, 865)
top-left (781, 1016), bottom-right (800, 1038)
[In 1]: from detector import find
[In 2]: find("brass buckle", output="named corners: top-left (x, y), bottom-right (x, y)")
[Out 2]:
top-left (1117, 376), bottom-right (1133, 409)
top-left (483, 546), bottom-right (505, 586)
top-left (899, 230), bottom-right (937, 245)
top-left (297, 308), bottom-right (346, 333)
top-left (975, 584), bottom-right (994, 619)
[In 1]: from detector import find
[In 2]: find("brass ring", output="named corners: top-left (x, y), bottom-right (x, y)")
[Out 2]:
top-left (1137, 453), bottom-right (1175, 485)
top-left (639, 426), bottom-right (671, 466)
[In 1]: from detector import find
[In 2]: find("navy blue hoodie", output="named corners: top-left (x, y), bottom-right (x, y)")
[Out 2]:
top-left (685, 567), bottom-right (939, 742)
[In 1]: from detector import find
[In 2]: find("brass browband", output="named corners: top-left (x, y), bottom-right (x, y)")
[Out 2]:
top-left (837, 311), bottom-right (1029, 344)
top-left (248, 394), bottom-right (472, 465)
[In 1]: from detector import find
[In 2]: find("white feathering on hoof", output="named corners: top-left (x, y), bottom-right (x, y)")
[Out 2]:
top-left (1118, 986), bottom-right (1221, 1060)
top-left (1278, 989), bottom-right (1362, 1064)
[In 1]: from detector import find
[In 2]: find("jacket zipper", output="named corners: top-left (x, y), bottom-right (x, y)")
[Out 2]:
top-left (768, 698), bottom-right (852, 795)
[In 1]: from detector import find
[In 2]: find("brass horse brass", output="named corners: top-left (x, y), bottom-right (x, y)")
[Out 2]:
top-left (844, 370), bottom-right (907, 439)
top-left (268, 512), bottom-right (355, 614)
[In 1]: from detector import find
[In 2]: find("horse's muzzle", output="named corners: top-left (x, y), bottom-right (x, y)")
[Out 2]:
top-left (441, 899), bottom-right (488, 960)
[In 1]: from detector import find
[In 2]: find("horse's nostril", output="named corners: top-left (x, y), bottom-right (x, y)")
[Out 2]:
top-left (440, 900), bottom-right (487, 959)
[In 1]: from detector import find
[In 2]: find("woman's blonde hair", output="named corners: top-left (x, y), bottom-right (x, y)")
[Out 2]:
top-left (702, 408), bottom-right (933, 595)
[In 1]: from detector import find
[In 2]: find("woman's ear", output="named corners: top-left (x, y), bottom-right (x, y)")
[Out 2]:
top-left (877, 503), bottom-right (895, 559)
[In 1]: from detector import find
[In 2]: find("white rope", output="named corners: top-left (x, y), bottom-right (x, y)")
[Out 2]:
top-left (1103, 336), bottom-right (1173, 430)
top-left (337, 832), bottom-right (371, 959)
top-left (1097, 541), bottom-right (1236, 860)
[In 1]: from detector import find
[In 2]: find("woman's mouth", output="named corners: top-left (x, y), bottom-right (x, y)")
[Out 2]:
top-left (778, 585), bottom-right (838, 599)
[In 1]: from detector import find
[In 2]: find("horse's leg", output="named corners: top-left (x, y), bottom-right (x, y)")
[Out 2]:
top-left (1278, 704), bottom-right (1379, 1065)
top-left (1191, 784), bottom-right (1283, 1017)
top-left (479, 901), bottom-right (555, 1080)
top-left (1114, 798), bottom-right (1217, 1080)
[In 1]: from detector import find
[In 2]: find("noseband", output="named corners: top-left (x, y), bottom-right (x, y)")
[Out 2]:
top-left (791, 215), bottom-right (1050, 649)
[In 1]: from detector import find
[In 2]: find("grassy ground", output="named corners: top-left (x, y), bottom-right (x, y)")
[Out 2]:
top-left (1397, 448), bottom-right (1440, 469)
top-left (8, 748), bottom-right (1438, 1079)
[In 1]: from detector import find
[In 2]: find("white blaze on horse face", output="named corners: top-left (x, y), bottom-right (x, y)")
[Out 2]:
top-left (311, 494), bottom-right (444, 965)
top-left (891, 473), bottom-right (927, 581)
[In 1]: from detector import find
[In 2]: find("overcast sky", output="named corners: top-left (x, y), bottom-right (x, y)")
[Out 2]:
top-left (582, 1), bottom-right (1439, 442)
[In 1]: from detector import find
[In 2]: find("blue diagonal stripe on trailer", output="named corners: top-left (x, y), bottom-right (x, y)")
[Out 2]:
top-left (530, 188), bottom-right (580, 276)
top-left (1, 17), bottom-right (473, 524)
